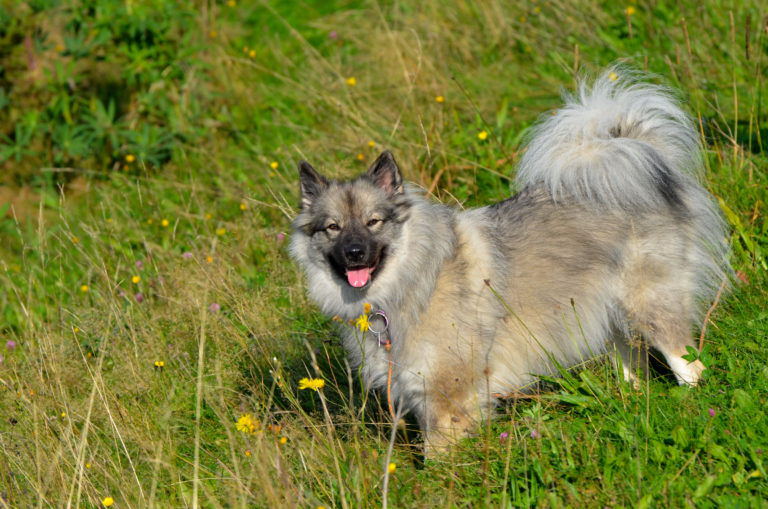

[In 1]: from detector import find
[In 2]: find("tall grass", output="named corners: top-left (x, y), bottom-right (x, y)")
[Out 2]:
top-left (1, 0), bottom-right (766, 507)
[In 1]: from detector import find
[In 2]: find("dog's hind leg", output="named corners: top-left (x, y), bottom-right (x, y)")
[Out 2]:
top-left (621, 293), bottom-right (705, 386)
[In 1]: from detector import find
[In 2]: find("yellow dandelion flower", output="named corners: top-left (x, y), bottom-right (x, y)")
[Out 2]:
top-left (435, 95), bottom-right (445, 103)
top-left (209, 30), bottom-right (217, 39)
top-left (609, 72), bottom-right (618, 82)
top-left (102, 497), bottom-right (114, 507)
top-left (72, 235), bottom-right (79, 243)
top-left (279, 436), bottom-right (287, 445)
top-left (131, 275), bottom-right (140, 284)
top-left (61, 412), bottom-right (66, 418)
top-left (106, 218), bottom-right (112, 223)
top-left (86, 462), bottom-right (91, 469)
top-left (357, 153), bottom-right (364, 161)
top-left (364, 302), bottom-right (372, 314)
top-left (368, 140), bottom-right (375, 147)
top-left (520, 16), bottom-right (527, 22)
top-left (243, 46), bottom-right (249, 53)
top-left (355, 314), bottom-right (370, 331)
top-left (154, 360), bottom-right (165, 368)
top-left (388, 462), bottom-right (396, 473)
top-left (240, 202), bottom-right (247, 211)
top-left (80, 285), bottom-right (89, 293)
top-left (206, 256), bottom-right (213, 263)
top-left (270, 161), bottom-right (279, 170)
top-left (228, 0), bottom-right (236, 6)
top-left (625, 6), bottom-right (636, 15)
top-left (74, 327), bottom-right (79, 333)
top-left (161, 219), bottom-right (169, 227)
top-left (534, 6), bottom-right (541, 14)
top-left (236, 413), bottom-right (258, 434)
top-left (125, 154), bottom-right (135, 163)
top-left (245, 449), bottom-right (251, 456)
top-left (249, 49), bottom-right (256, 58)
top-left (346, 77), bottom-right (357, 86)
top-left (478, 131), bottom-right (488, 141)
top-left (298, 377), bottom-right (325, 391)
top-left (216, 227), bottom-right (227, 236)
top-left (147, 219), bottom-right (153, 225)
top-left (55, 44), bottom-right (64, 52)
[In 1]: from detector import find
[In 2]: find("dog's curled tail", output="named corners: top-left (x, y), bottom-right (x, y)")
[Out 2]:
top-left (515, 68), bottom-right (703, 209)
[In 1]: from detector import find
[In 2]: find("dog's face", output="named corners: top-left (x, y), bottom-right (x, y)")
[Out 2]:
top-left (294, 151), bottom-right (409, 290)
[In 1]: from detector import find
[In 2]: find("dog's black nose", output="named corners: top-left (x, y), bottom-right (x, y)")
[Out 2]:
top-left (345, 243), bottom-right (366, 263)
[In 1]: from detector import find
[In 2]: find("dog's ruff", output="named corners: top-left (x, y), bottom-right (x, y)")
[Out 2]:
top-left (290, 68), bottom-right (731, 453)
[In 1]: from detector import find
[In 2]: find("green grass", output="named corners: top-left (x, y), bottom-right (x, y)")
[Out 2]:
top-left (1, 0), bottom-right (767, 506)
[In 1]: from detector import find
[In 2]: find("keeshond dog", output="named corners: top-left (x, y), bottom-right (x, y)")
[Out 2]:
top-left (290, 70), bottom-right (730, 452)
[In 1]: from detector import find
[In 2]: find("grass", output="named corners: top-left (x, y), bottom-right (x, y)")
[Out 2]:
top-left (1, 0), bottom-right (767, 506)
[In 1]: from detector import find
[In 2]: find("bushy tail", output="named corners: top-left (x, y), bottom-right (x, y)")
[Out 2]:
top-left (515, 68), bottom-right (703, 209)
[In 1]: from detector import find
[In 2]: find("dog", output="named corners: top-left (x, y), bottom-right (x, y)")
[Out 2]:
top-left (290, 69), bottom-right (730, 452)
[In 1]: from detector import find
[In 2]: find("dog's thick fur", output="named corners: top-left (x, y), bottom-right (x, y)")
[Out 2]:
top-left (290, 70), bottom-right (730, 452)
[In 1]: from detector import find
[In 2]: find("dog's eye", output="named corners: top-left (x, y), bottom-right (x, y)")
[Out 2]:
top-left (366, 219), bottom-right (380, 227)
top-left (326, 223), bottom-right (339, 231)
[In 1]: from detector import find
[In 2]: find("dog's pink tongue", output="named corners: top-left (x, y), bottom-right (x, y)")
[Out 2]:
top-left (346, 268), bottom-right (371, 288)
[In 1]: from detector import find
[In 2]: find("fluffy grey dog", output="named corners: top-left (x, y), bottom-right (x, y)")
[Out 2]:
top-left (290, 70), bottom-right (730, 452)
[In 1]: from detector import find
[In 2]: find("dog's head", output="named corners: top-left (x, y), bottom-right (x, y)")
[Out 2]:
top-left (292, 151), bottom-right (409, 290)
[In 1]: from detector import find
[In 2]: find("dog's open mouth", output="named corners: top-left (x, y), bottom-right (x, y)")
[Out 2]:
top-left (345, 263), bottom-right (377, 288)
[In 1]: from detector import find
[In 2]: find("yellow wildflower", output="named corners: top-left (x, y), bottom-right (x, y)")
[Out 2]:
top-left (357, 153), bottom-right (364, 161)
top-left (147, 219), bottom-right (153, 225)
top-left (625, 6), bottom-right (636, 15)
top-left (478, 131), bottom-right (488, 141)
top-left (279, 437), bottom-right (287, 445)
top-left (102, 497), bottom-right (114, 507)
top-left (236, 413), bottom-right (259, 434)
top-left (245, 449), bottom-right (251, 456)
top-left (80, 285), bottom-right (89, 293)
top-left (131, 275), bottom-right (140, 284)
top-left (270, 161), bottom-right (279, 170)
top-left (388, 462), bottom-right (396, 473)
top-left (61, 412), bottom-right (66, 418)
top-left (364, 302), bottom-right (372, 314)
top-left (240, 202), bottom-right (247, 211)
top-left (154, 360), bottom-right (165, 368)
top-left (125, 154), bottom-right (135, 163)
top-left (249, 49), bottom-right (256, 58)
top-left (228, 0), bottom-right (236, 6)
top-left (346, 77), bottom-right (357, 86)
top-left (209, 30), bottom-right (217, 39)
top-left (609, 72), bottom-right (618, 82)
top-left (161, 219), bottom-right (169, 227)
top-left (355, 314), bottom-right (370, 331)
top-left (72, 235), bottom-right (79, 243)
top-left (368, 140), bottom-right (375, 147)
top-left (298, 377), bottom-right (325, 391)
top-left (205, 213), bottom-right (212, 220)
top-left (435, 95), bottom-right (444, 103)
top-left (216, 227), bottom-right (227, 236)
top-left (206, 256), bottom-right (213, 263)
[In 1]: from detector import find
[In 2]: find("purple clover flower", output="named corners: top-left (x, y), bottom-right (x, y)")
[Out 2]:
top-left (209, 302), bottom-right (221, 313)
top-left (6, 340), bottom-right (16, 351)
top-left (182, 251), bottom-right (193, 259)
top-left (708, 408), bottom-right (716, 417)
top-left (530, 429), bottom-right (541, 439)
top-left (499, 432), bottom-right (509, 442)
top-left (135, 292), bottom-right (144, 303)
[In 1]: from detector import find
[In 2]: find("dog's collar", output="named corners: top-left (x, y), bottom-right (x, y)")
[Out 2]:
top-left (367, 309), bottom-right (390, 347)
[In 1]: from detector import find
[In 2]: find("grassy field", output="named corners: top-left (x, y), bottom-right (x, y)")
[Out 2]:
top-left (1, 0), bottom-right (767, 507)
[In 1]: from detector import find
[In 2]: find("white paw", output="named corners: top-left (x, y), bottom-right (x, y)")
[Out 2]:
top-left (668, 357), bottom-right (705, 386)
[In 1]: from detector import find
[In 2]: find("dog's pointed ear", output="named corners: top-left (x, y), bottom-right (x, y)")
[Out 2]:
top-left (366, 151), bottom-right (403, 197)
top-left (298, 161), bottom-right (329, 209)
